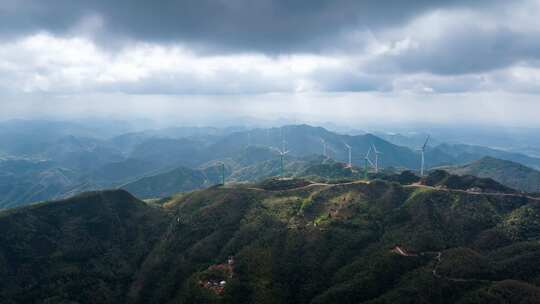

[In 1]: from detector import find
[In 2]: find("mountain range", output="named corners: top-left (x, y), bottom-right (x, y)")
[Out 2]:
top-left (2, 121), bottom-right (540, 209)
top-left (2, 172), bottom-right (540, 303)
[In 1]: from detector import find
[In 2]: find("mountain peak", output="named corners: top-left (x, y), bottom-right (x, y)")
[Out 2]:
top-left (1, 189), bottom-right (142, 216)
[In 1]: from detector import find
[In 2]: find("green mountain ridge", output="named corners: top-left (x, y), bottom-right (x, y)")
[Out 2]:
top-left (121, 166), bottom-right (222, 199)
top-left (439, 156), bottom-right (540, 193)
top-left (120, 153), bottom-right (366, 199)
top-left (2, 172), bottom-right (540, 303)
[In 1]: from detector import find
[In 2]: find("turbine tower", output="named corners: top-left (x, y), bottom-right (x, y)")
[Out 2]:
top-left (364, 146), bottom-right (374, 179)
top-left (345, 143), bottom-right (352, 168)
top-left (321, 138), bottom-right (327, 158)
top-left (215, 161), bottom-right (226, 185)
top-left (220, 162), bottom-right (226, 185)
top-left (372, 144), bottom-right (382, 173)
top-left (419, 135), bottom-right (430, 177)
top-left (279, 140), bottom-right (289, 177)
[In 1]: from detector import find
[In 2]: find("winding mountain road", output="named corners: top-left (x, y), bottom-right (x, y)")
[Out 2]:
top-left (246, 179), bottom-right (540, 203)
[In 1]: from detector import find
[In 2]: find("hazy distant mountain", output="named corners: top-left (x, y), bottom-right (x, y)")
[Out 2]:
top-left (108, 126), bottom-right (241, 155)
top-left (228, 145), bottom-right (279, 167)
top-left (373, 130), bottom-right (540, 170)
top-left (129, 137), bottom-right (209, 168)
top-left (433, 143), bottom-right (540, 170)
top-left (373, 131), bottom-right (439, 150)
top-left (121, 166), bottom-right (221, 198)
top-left (119, 149), bottom-right (323, 198)
top-left (90, 158), bottom-right (161, 183)
top-left (508, 146), bottom-right (540, 159)
top-left (439, 157), bottom-right (540, 193)
top-left (0, 159), bottom-right (96, 209)
top-left (5, 121), bottom-right (540, 209)
top-left (0, 119), bottom-right (141, 156)
top-left (123, 125), bottom-right (428, 179)
top-left (119, 151), bottom-right (365, 199)
top-left (43, 136), bottom-right (124, 170)
top-left (209, 125), bottom-right (421, 169)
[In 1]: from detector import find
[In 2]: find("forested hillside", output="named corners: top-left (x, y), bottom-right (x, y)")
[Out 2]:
top-left (2, 173), bottom-right (540, 303)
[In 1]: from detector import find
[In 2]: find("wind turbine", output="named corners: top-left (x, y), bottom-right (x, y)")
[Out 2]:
top-left (218, 161), bottom-right (226, 185)
top-left (364, 146), bottom-right (374, 179)
top-left (372, 144), bottom-right (382, 173)
top-left (419, 135), bottom-right (430, 177)
top-left (279, 140), bottom-right (289, 177)
top-left (344, 143), bottom-right (352, 168)
top-left (321, 138), bottom-right (327, 158)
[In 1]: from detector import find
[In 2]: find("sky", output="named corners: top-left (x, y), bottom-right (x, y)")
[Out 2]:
top-left (1, 0), bottom-right (540, 127)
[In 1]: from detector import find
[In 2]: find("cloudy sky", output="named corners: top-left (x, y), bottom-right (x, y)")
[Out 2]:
top-left (1, 0), bottom-right (540, 127)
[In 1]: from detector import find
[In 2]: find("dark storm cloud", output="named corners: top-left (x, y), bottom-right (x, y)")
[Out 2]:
top-left (1, 0), bottom-right (539, 97)
top-left (369, 26), bottom-right (540, 75)
top-left (0, 0), bottom-right (501, 52)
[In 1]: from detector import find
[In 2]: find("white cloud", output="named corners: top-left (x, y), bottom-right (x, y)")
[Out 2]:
top-left (1, 1), bottom-right (540, 128)
top-left (0, 33), bottom-right (346, 94)
top-left (362, 1), bottom-right (540, 75)
top-left (1, 0), bottom-right (540, 97)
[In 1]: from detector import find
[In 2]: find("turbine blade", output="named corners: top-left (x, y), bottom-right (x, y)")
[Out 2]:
top-left (269, 147), bottom-right (281, 153)
top-left (422, 135), bottom-right (430, 150)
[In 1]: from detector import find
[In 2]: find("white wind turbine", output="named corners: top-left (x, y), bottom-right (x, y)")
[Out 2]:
top-left (270, 140), bottom-right (289, 177)
top-left (418, 135), bottom-right (430, 177)
top-left (321, 138), bottom-right (327, 158)
top-left (216, 161), bottom-right (226, 185)
top-left (344, 143), bottom-right (352, 168)
top-left (371, 144), bottom-right (382, 173)
top-left (364, 146), bottom-right (374, 179)
top-left (279, 140), bottom-right (289, 177)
